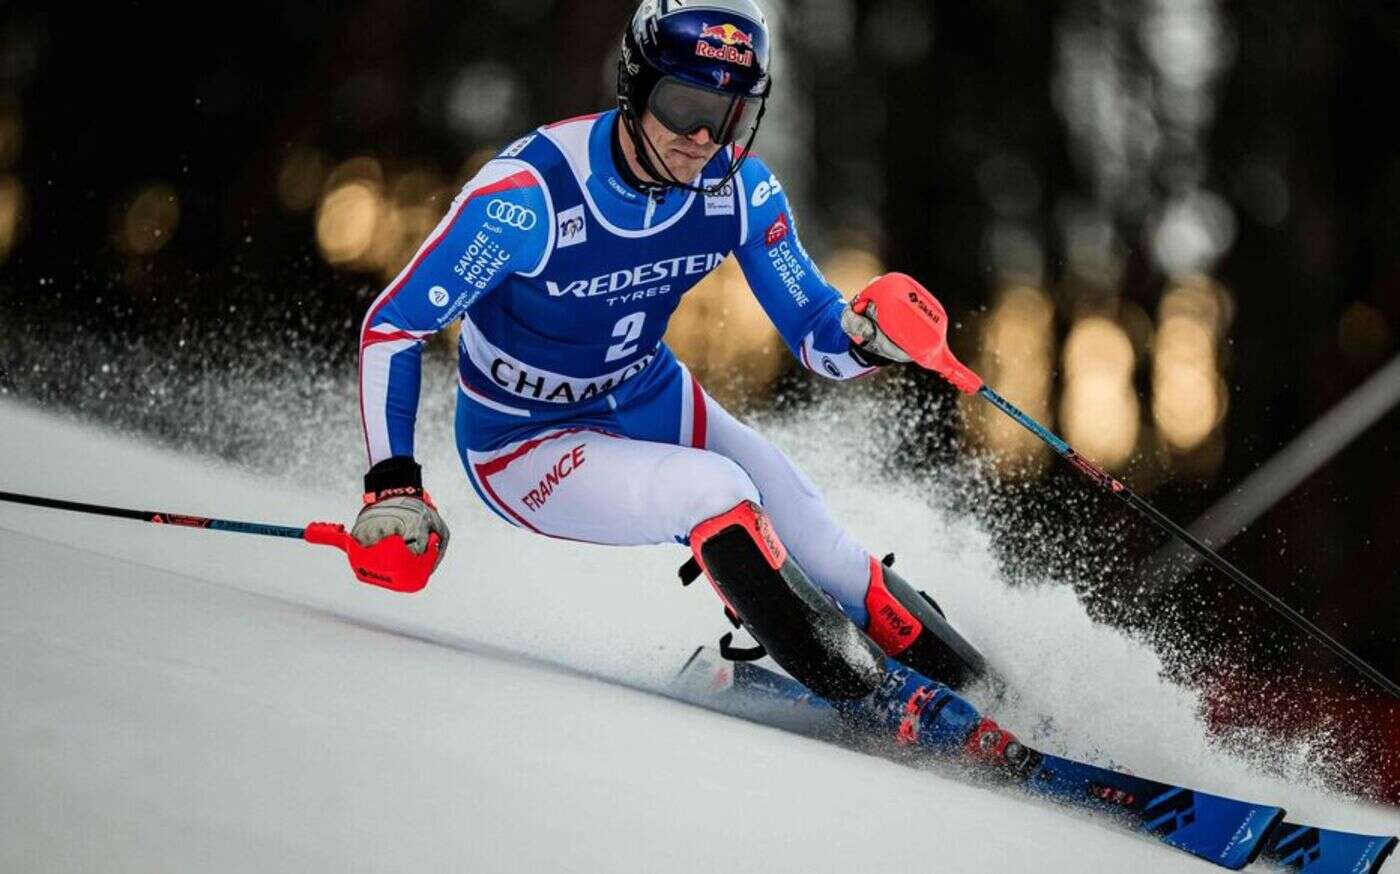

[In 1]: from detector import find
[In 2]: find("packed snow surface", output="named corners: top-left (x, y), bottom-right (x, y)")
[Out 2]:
top-left (1, 397), bottom-right (1395, 872)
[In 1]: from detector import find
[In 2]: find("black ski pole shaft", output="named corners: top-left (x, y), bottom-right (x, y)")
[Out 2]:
top-left (0, 489), bottom-right (429, 591)
top-left (0, 490), bottom-right (308, 540)
top-left (973, 386), bottom-right (1400, 701)
top-left (886, 279), bottom-right (1400, 700)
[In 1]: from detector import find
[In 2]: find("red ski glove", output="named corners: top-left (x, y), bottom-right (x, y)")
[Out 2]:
top-left (842, 273), bottom-right (983, 393)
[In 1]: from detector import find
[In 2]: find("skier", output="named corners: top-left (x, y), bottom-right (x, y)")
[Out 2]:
top-left (353, 0), bottom-right (1026, 765)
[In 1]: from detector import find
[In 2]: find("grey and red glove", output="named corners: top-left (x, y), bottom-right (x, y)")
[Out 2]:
top-left (841, 298), bottom-right (912, 366)
top-left (353, 457), bottom-right (450, 570)
top-left (840, 273), bottom-right (983, 393)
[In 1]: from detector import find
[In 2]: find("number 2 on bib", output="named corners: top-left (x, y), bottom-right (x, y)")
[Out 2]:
top-left (605, 312), bottom-right (646, 362)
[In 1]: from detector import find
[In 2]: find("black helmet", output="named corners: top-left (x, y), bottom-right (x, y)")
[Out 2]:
top-left (617, 0), bottom-right (771, 193)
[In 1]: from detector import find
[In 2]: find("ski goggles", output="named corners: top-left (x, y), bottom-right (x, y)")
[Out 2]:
top-left (647, 76), bottom-right (766, 145)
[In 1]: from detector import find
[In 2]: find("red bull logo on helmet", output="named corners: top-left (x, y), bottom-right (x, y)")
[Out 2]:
top-left (699, 22), bottom-right (754, 46)
top-left (696, 21), bottom-right (755, 67)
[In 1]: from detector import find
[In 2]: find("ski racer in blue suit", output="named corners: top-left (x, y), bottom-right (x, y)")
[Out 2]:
top-left (353, 0), bottom-right (1024, 762)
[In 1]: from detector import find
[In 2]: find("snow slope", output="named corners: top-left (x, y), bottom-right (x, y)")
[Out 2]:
top-left (1, 397), bottom-right (1395, 873)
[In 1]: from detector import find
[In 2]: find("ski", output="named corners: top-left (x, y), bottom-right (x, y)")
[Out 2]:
top-left (1262, 820), bottom-right (1396, 874)
top-left (675, 648), bottom-right (1396, 873)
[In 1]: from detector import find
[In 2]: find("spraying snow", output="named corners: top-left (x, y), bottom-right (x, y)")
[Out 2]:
top-left (1, 388), bottom-right (1395, 871)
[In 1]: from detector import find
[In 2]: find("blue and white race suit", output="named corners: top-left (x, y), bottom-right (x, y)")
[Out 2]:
top-left (359, 109), bottom-right (882, 622)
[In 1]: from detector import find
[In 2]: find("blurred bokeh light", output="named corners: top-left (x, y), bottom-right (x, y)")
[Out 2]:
top-left (963, 285), bottom-right (1056, 475)
top-left (821, 244), bottom-right (883, 297)
top-left (446, 63), bottom-right (523, 139)
top-left (277, 146), bottom-right (328, 213)
top-left (0, 176), bottom-right (21, 263)
top-left (1152, 276), bottom-right (1229, 454)
top-left (118, 184), bottom-right (180, 256)
top-left (1338, 302), bottom-right (1392, 370)
top-left (316, 180), bottom-right (383, 267)
top-left (1061, 316), bottom-right (1140, 471)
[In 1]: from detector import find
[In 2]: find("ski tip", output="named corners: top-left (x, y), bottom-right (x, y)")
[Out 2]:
top-left (1262, 821), bottom-right (1397, 874)
top-left (1240, 807), bottom-right (1288, 870)
top-left (1370, 835), bottom-right (1397, 874)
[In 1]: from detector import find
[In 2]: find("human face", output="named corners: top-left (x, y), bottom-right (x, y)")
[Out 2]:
top-left (638, 109), bottom-right (722, 184)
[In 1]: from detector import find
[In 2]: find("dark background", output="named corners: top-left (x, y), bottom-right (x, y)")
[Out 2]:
top-left (1, 1), bottom-right (1396, 798)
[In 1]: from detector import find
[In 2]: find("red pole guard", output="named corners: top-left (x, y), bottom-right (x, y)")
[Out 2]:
top-left (304, 522), bottom-right (439, 593)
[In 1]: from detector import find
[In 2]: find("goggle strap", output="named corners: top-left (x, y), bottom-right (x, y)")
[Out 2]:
top-left (621, 105), bottom-right (687, 192)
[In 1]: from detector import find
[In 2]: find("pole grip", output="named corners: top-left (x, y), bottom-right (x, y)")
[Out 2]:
top-left (303, 521), bottom-right (351, 548)
top-left (851, 274), bottom-right (985, 393)
top-left (933, 355), bottom-right (984, 395)
top-left (303, 521), bottom-right (439, 594)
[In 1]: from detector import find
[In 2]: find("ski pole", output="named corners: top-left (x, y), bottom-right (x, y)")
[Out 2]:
top-left (0, 489), bottom-right (313, 539)
top-left (857, 274), bottom-right (1400, 700)
top-left (0, 489), bottom-right (441, 593)
top-left (972, 387), bottom-right (1400, 700)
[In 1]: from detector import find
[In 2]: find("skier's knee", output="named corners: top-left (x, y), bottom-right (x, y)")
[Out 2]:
top-left (676, 453), bottom-right (761, 531)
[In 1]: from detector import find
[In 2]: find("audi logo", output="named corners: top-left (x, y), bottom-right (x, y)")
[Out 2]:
top-left (487, 199), bottom-right (537, 230)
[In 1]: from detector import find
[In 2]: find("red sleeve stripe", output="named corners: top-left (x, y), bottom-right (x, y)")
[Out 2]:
top-left (461, 170), bottom-right (539, 204)
top-left (362, 327), bottom-right (426, 348)
top-left (690, 374), bottom-right (708, 449)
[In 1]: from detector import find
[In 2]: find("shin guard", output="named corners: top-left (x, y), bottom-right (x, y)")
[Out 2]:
top-left (690, 501), bottom-right (885, 702)
top-left (863, 558), bottom-right (987, 689)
